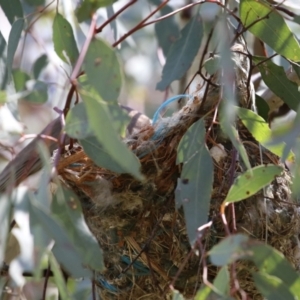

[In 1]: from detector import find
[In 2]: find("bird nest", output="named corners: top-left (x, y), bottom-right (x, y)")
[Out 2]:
top-left (56, 45), bottom-right (300, 299)
top-left (56, 100), bottom-right (299, 299)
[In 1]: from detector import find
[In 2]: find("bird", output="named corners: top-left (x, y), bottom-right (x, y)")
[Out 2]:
top-left (0, 104), bottom-right (151, 193)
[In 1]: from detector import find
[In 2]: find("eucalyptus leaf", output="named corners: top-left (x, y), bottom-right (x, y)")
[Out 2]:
top-left (53, 13), bottom-right (79, 66)
top-left (49, 252), bottom-right (71, 300)
top-left (12, 70), bottom-right (30, 92)
top-left (0, 90), bottom-right (6, 104)
top-left (32, 54), bottom-right (48, 79)
top-left (65, 103), bottom-right (92, 139)
top-left (76, 0), bottom-right (117, 23)
top-left (176, 119), bottom-right (213, 246)
top-left (7, 19), bottom-right (24, 79)
top-left (220, 113), bottom-right (251, 170)
top-left (172, 289), bottom-right (185, 300)
top-left (80, 135), bottom-right (126, 174)
top-left (52, 185), bottom-right (104, 272)
top-left (209, 234), bottom-right (249, 266)
top-left (156, 15), bottom-right (203, 90)
top-left (224, 164), bottom-right (283, 204)
top-left (24, 80), bottom-right (48, 104)
top-left (153, 3), bottom-right (180, 57)
top-left (81, 90), bottom-right (143, 180)
top-left (254, 56), bottom-right (300, 111)
top-left (29, 197), bottom-right (90, 277)
top-left (84, 38), bottom-right (122, 102)
top-left (0, 0), bottom-right (23, 24)
top-left (236, 107), bottom-right (294, 160)
top-left (24, 0), bottom-right (45, 6)
top-left (255, 94), bottom-right (269, 121)
top-left (253, 272), bottom-right (295, 300)
top-left (240, 0), bottom-right (300, 61)
top-left (249, 243), bottom-right (300, 297)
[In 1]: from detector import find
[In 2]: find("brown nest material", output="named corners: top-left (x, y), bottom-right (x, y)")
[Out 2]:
top-left (56, 44), bottom-right (300, 299)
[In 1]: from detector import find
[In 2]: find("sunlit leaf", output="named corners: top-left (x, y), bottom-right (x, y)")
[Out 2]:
top-left (253, 272), bottom-right (295, 300)
top-left (32, 54), bottom-right (48, 79)
top-left (224, 164), bottom-right (283, 203)
top-left (84, 38), bottom-right (122, 102)
top-left (250, 243), bottom-right (300, 297)
top-left (7, 19), bottom-right (24, 79)
top-left (156, 15), bottom-right (203, 90)
top-left (240, 0), bottom-right (300, 61)
top-left (0, 0), bottom-right (23, 24)
top-left (81, 90), bottom-right (143, 180)
top-left (53, 13), bottom-right (79, 66)
top-left (76, 0), bottom-right (117, 23)
top-left (176, 119), bottom-right (213, 245)
top-left (52, 185), bottom-right (104, 272)
top-left (236, 107), bottom-right (294, 160)
top-left (254, 57), bottom-right (300, 111)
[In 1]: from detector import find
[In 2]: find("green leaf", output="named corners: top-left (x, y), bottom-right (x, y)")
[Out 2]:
top-left (49, 252), bottom-right (71, 300)
top-left (153, 2), bottom-right (180, 57)
top-left (253, 272), bottom-right (295, 300)
top-left (256, 94), bottom-right (269, 121)
top-left (220, 112), bottom-right (251, 170)
top-left (29, 197), bottom-right (90, 277)
top-left (84, 38), bottom-right (122, 102)
top-left (80, 135), bottom-right (130, 174)
top-left (254, 56), bottom-right (300, 111)
top-left (24, 0), bottom-right (45, 6)
top-left (240, 0), bottom-right (300, 61)
top-left (209, 234), bottom-right (249, 266)
top-left (176, 119), bottom-right (213, 245)
top-left (12, 69), bottom-right (30, 91)
top-left (224, 164), bottom-right (283, 204)
top-left (24, 80), bottom-right (48, 103)
top-left (156, 15), bottom-right (203, 90)
top-left (0, 0), bottom-right (23, 24)
top-left (7, 19), bottom-right (24, 79)
top-left (52, 186), bottom-right (104, 272)
top-left (32, 54), bottom-right (48, 79)
top-left (53, 13), bottom-right (79, 66)
top-left (250, 243), bottom-right (300, 296)
top-left (172, 289), bottom-right (185, 300)
top-left (204, 55), bottom-right (221, 75)
top-left (65, 103), bottom-right (92, 139)
top-left (76, 0), bottom-right (117, 23)
top-left (236, 107), bottom-right (294, 161)
top-left (0, 90), bottom-right (6, 104)
top-left (81, 90), bottom-right (143, 180)
top-left (213, 266), bottom-right (230, 296)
